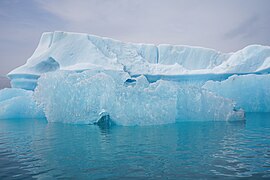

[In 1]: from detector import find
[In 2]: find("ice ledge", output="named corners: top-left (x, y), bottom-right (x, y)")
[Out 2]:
top-left (7, 31), bottom-right (270, 91)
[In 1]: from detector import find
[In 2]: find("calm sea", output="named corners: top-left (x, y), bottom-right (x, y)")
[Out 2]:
top-left (0, 113), bottom-right (270, 179)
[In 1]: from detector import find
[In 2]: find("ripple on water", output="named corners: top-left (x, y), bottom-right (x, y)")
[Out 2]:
top-left (0, 113), bottom-right (269, 179)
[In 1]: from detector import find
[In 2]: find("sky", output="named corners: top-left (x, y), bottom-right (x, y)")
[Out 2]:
top-left (0, 0), bottom-right (270, 75)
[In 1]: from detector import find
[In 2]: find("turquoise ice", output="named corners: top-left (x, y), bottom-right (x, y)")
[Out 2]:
top-left (0, 88), bottom-right (44, 119)
top-left (33, 70), bottom-right (244, 125)
top-left (203, 74), bottom-right (270, 112)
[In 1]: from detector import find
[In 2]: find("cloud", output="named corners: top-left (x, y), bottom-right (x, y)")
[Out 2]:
top-left (224, 15), bottom-right (259, 39)
top-left (0, 0), bottom-right (66, 75)
top-left (36, 0), bottom-right (270, 50)
top-left (0, 0), bottom-right (270, 75)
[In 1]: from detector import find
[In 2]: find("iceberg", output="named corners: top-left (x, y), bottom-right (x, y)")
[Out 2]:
top-left (0, 31), bottom-right (269, 125)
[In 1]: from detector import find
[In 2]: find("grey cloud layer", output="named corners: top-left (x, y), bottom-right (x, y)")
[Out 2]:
top-left (0, 0), bottom-right (270, 75)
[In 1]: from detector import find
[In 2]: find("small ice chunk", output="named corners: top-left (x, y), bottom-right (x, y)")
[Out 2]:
top-left (0, 88), bottom-right (45, 119)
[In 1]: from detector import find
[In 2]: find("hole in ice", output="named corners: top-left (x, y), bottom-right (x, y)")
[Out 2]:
top-left (124, 78), bottom-right (136, 86)
top-left (34, 57), bottom-right (60, 73)
top-left (94, 114), bottom-right (115, 128)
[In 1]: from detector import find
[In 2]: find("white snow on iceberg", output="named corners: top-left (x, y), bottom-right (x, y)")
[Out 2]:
top-left (176, 85), bottom-right (244, 121)
top-left (8, 31), bottom-right (270, 90)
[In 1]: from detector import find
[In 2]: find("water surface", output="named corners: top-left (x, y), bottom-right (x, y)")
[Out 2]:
top-left (0, 113), bottom-right (270, 179)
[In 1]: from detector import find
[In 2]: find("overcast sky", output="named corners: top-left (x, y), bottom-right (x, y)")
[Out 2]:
top-left (0, 0), bottom-right (270, 75)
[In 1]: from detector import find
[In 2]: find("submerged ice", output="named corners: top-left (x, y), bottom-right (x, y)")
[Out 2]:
top-left (0, 31), bottom-right (269, 125)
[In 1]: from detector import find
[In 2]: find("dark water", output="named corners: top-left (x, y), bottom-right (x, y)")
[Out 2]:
top-left (0, 113), bottom-right (270, 179)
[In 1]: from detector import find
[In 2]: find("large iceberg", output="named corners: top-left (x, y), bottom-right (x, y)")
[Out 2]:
top-left (0, 31), bottom-right (269, 125)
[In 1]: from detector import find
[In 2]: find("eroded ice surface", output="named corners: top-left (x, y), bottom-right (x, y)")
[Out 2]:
top-left (0, 88), bottom-right (44, 119)
top-left (203, 74), bottom-right (270, 112)
top-left (34, 70), bottom-right (178, 125)
top-left (176, 85), bottom-right (244, 121)
top-left (34, 70), bottom-right (244, 125)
